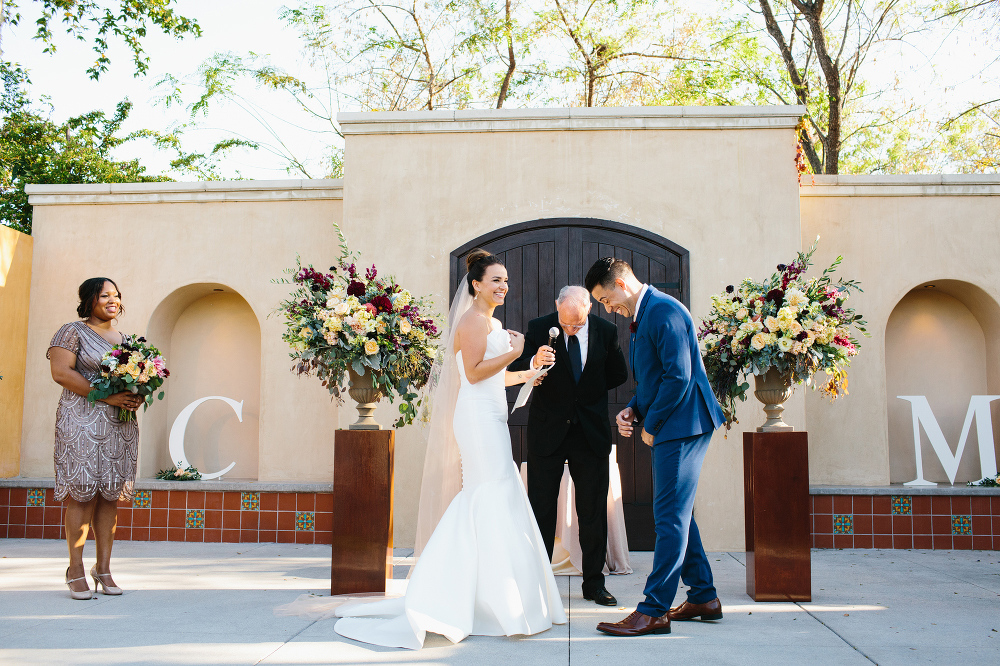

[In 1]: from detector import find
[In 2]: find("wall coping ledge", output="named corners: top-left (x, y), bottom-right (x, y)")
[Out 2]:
top-left (337, 106), bottom-right (806, 134)
top-left (26, 179), bottom-right (344, 205)
top-left (810, 484), bottom-right (999, 496)
top-left (0, 477), bottom-right (334, 493)
top-left (800, 174), bottom-right (1000, 196)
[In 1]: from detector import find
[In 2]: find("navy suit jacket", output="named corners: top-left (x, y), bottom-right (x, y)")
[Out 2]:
top-left (627, 286), bottom-right (726, 443)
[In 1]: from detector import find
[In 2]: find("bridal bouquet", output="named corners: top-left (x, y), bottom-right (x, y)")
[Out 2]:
top-left (698, 240), bottom-right (868, 426)
top-left (87, 335), bottom-right (170, 422)
top-left (276, 226), bottom-right (441, 427)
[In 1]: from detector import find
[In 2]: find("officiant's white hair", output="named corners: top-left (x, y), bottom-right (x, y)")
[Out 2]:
top-left (556, 285), bottom-right (591, 309)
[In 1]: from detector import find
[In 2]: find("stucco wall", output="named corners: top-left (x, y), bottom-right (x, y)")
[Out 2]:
top-left (338, 107), bottom-right (807, 551)
top-left (0, 225), bottom-right (32, 477)
top-left (799, 176), bottom-right (1000, 488)
top-left (21, 181), bottom-right (346, 485)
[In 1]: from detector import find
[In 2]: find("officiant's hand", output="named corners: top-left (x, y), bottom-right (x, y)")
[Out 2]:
top-left (534, 345), bottom-right (555, 367)
top-left (616, 407), bottom-right (635, 437)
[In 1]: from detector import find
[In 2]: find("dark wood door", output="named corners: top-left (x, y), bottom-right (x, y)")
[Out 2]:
top-left (450, 218), bottom-right (689, 550)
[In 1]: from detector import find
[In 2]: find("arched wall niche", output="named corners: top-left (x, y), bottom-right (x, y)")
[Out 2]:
top-left (885, 279), bottom-right (1000, 484)
top-left (140, 283), bottom-right (262, 480)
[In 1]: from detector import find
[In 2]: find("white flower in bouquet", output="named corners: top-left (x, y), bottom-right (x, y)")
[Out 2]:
top-left (785, 287), bottom-right (808, 308)
top-left (334, 302), bottom-right (350, 316)
top-left (394, 290), bottom-right (412, 308)
top-left (777, 336), bottom-right (793, 352)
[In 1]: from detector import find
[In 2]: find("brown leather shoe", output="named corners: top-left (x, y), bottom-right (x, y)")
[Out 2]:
top-left (596, 610), bottom-right (671, 636)
top-left (667, 597), bottom-right (723, 621)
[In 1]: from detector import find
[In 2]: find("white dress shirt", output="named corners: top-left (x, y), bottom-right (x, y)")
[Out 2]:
top-left (633, 284), bottom-right (649, 323)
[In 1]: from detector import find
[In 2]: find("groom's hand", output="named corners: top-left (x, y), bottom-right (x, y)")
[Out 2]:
top-left (616, 407), bottom-right (635, 437)
top-left (641, 429), bottom-right (654, 447)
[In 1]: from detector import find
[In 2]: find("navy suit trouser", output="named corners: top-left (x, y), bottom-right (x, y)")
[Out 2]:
top-left (636, 430), bottom-right (717, 617)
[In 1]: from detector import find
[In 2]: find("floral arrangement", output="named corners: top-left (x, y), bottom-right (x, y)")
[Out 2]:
top-left (276, 226), bottom-right (441, 427)
top-left (155, 462), bottom-right (202, 481)
top-left (86, 335), bottom-right (169, 422)
top-left (698, 240), bottom-right (868, 427)
top-left (967, 474), bottom-right (999, 488)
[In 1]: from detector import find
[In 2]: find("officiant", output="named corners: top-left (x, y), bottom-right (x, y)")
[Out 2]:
top-left (510, 285), bottom-right (628, 606)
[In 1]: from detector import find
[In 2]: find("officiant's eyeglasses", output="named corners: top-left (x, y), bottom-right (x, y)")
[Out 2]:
top-left (558, 319), bottom-right (585, 332)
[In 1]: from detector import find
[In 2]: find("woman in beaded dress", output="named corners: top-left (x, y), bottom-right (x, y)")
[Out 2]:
top-left (48, 278), bottom-right (143, 600)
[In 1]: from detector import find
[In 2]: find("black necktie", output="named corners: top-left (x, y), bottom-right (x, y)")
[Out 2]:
top-left (567, 334), bottom-right (582, 383)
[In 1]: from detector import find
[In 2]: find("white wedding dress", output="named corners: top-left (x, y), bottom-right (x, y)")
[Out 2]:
top-left (333, 327), bottom-right (567, 649)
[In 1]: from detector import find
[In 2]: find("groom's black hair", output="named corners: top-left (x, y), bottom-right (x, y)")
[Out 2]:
top-left (585, 257), bottom-right (632, 292)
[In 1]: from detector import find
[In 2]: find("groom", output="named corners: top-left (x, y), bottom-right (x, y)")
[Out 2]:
top-left (510, 285), bottom-right (628, 606)
top-left (585, 257), bottom-right (726, 637)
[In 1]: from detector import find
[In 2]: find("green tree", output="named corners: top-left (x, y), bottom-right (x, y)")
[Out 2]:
top-left (0, 63), bottom-right (242, 233)
top-left (1, 0), bottom-right (201, 79)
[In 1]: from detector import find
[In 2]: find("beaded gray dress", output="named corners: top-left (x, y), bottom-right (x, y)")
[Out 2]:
top-left (48, 321), bottom-right (139, 502)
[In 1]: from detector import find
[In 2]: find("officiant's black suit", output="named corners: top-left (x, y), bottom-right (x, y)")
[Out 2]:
top-left (510, 312), bottom-right (628, 596)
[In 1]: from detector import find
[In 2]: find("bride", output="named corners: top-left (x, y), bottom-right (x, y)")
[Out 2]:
top-left (331, 249), bottom-right (566, 649)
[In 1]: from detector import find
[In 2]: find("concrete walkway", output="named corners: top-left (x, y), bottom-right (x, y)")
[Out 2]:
top-left (0, 539), bottom-right (997, 665)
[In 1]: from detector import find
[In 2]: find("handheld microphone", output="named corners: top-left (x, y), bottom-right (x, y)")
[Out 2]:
top-left (548, 327), bottom-right (560, 347)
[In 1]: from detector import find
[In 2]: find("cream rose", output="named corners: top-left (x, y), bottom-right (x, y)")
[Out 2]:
top-left (364, 339), bottom-right (379, 355)
top-left (764, 316), bottom-right (779, 332)
top-left (399, 319), bottom-right (412, 335)
top-left (750, 332), bottom-right (769, 351)
top-left (735, 307), bottom-right (749, 321)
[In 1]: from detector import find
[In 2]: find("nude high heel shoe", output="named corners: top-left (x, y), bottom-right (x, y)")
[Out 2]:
top-left (90, 565), bottom-right (122, 595)
top-left (65, 567), bottom-right (94, 600)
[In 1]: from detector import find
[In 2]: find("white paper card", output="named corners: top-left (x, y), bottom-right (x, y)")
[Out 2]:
top-left (512, 364), bottom-right (554, 413)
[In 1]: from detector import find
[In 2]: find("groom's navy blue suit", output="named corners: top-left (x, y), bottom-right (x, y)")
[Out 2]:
top-left (628, 286), bottom-right (726, 617)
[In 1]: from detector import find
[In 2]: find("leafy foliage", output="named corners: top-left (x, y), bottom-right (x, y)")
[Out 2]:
top-left (2, 0), bottom-right (201, 80)
top-left (698, 240), bottom-right (869, 427)
top-left (275, 225), bottom-right (442, 427)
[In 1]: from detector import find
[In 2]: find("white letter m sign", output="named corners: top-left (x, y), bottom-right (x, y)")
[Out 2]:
top-left (898, 396), bottom-right (1000, 486)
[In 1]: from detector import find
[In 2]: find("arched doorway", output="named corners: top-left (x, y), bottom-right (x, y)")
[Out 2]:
top-left (885, 281), bottom-right (1000, 484)
top-left (451, 218), bottom-right (690, 550)
top-left (141, 284), bottom-right (262, 480)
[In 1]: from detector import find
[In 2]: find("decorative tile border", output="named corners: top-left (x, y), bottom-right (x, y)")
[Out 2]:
top-left (133, 490), bottom-right (152, 508)
top-left (241, 492), bottom-right (260, 511)
top-left (811, 494), bottom-right (999, 550)
top-left (26, 489), bottom-right (45, 506)
top-left (185, 509), bottom-right (205, 529)
top-left (1, 489), bottom-right (333, 544)
top-left (952, 515), bottom-right (972, 536)
top-left (834, 515), bottom-right (854, 534)
top-left (891, 496), bottom-right (911, 515)
top-left (295, 511), bottom-right (315, 531)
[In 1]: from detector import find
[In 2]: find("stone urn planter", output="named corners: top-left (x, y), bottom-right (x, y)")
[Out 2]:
top-left (753, 368), bottom-right (795, 432)
top-left (347, 367), bottom-right (384, 430)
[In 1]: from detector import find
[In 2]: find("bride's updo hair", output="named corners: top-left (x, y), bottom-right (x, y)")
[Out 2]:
top-left (465, 248), bottom-right (503, 296)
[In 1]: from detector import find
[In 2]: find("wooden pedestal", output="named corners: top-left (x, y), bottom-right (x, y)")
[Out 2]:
top-left (743, 431), bottom-right (811, 602)
top-left (331, 429), bottom-right (394, 595)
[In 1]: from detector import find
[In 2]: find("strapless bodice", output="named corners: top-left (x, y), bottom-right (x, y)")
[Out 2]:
top-left (455, 328), bottom-right (510, 402)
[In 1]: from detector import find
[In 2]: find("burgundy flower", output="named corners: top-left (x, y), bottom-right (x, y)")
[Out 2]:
top-left (366, 265), bottom-right (378, 281)
top-left (346, 280), bottom-right (366, 297)
top-left (796, 331), bottom-right (808, 341)
top-left (629, 322), bottom-right (638, 333)
top-left (765, 288), bottom-right (785, 306)
top-left (370, 295), bottom-right (393, 312)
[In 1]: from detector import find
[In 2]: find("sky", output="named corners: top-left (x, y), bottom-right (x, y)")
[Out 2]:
top-left (4, 1), bottom-right (998, 180)
top-left (4, 0), bottom-right (324, 179)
